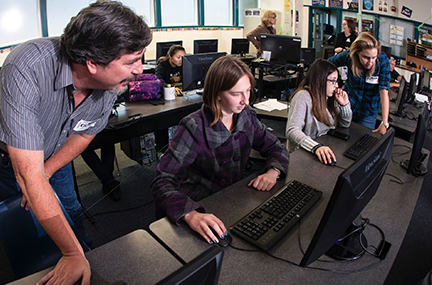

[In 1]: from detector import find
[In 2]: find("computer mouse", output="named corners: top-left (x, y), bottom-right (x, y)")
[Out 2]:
top-left (177, 91), bottom-right (183, 97)
top-left (210, 228), bottom-right (232, 247)
top-left (326, 158), bottom-right (336, 166)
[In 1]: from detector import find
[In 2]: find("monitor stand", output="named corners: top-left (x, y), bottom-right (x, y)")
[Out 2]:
top-left (325, 216), bottom-right (367, 261)
top-left (401, 152), bottom-right (428, 176)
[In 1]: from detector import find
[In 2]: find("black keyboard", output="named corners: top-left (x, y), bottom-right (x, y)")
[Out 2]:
top-left (343, 134), bottom-right (379, 160)
top-left (230, 180), bottom-right (322, 251)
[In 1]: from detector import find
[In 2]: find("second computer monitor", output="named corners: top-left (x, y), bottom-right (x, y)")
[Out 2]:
top-left (301, 48), bottom-right (316, 66)
top-left (156, 40), bottom-right (183, 60)
top-left (406, 72), bottom-right (417, 103)
top-left (194, 39), bottom-right (218, 54)
top-left (260, 34), bottom-right (301, 63)
top-left (391, 76), bottom-right (407, 117)
top-left (182, 52), bottom-right (227, 92)
top-left (231, 38), bottom-right (249, 56)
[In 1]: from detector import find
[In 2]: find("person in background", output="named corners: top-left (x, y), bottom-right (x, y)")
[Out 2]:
top-left (329, 32), bottom-right (390, 134)
top-left (0, 1), bottom-right (152, 284)
top-left (246, 10), bottom-right (277, 55)
top-left (334, 19), bottom-right (357, 54)
top-left (389, 57), bottom-right (402, 88)
top-left (151, 56), bottom-right (289, 245)
top-left (155, 45), bottom-right (186, 96)
top-left (286, 59), bottom-right (352, 164)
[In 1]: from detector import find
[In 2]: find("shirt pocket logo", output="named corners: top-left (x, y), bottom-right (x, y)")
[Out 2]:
top-left (73, 119), bottom-right (97, 131)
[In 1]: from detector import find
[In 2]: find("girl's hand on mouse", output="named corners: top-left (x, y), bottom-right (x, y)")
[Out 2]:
top-left (183, 210), bottom-right (227, 244)
top-left (315, 146), bottom-right (336, 164)
top-left (334, 88), bottom-right (349, 106)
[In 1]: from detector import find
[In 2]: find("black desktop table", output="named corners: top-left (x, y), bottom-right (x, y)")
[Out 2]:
top-left (8, 230), bottom-right (183, 285)
top-left (87, 92), bottom-right (203, 150)
top-left (377, 89), bottom-right (426, 142)
top-left (149, 123), bottom-right (427, 284)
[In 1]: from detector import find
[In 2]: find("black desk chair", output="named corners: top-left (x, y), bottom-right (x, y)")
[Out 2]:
top-left (0, 193), bottom-right (90, 280)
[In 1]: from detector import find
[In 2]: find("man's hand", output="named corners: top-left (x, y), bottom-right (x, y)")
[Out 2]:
top-left (37, 253), bottom-right (90, 285)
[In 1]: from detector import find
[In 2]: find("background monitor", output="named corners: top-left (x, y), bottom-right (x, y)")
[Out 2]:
top-left (323, 24), bottom-right (334, 35)
top-left (182, 52), bottom-right (227, 92)
top-left (406, 72), bottom-right (417, 103)
top-left (417, 71), bottom-right (431, 93)
top-left (401, 106), bottom-right (429, 176)
top-left (260, 34), bottom-right (301, 63)
top-left (194, 39), bottom-right (218, 54)
top-left (391, 76), bottom-right (407, 117)
top-left (301, 48), bottom-right (316, 66)
top-left (381, 46), bottom-right (391, 59)
top-left (300, 128), bottom-right (395, 267)
top-left (156, 40), bottom-right (183, 60)
top-left (231, 38), bottom-right (249, 56)
top-left (155, 246), bottom-right (224, 285)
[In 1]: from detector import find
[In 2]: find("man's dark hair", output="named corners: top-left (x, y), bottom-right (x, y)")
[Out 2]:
top-left (60, 0), bottom-right (152, 66)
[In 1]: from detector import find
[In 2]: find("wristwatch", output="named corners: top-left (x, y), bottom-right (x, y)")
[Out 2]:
top-left (381, 121), bottom-right (389, 129)
top-left (272, 167), bottom-right (281, 178)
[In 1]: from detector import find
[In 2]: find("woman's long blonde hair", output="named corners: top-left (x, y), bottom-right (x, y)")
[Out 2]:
top-left (349, 32), bottom-right (381, 78)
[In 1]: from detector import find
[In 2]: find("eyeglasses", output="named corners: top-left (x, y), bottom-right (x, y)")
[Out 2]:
top-left (327, 79), bottom-right (338, 85)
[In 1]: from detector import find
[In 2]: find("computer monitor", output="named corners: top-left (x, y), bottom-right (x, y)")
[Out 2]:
top-left (390, 76), bottom-right (407, 117)
top-left (406, 72), bottom-right (417, 103)
top-left (194, 39), bottom-right (218, 54)
top-left (260, 34), bottom-right (301, 63)
top-left (401, 106), bottom-right (429, 176)
top-left (381, 46), bottom-right (391, 59)
top-left (231, 38), bottom-right (249, 56)
top-left (156, 40), bottom-right (183, 60)
top-left (300, 128), bottom-right (395, 267)
top-left (417, 70), bottom-right (431, 93)
top-left (182, 52), bottom-right (227, 92)
top-left (155, 247), bottom-right (224, 285)
top-left (301, 48), bottom-right (316, 66)
top-left (323, 24), bottom-right (334, 35)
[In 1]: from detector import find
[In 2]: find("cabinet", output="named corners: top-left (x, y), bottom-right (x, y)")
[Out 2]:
top-left (406, 41), bottom-right (432, 71)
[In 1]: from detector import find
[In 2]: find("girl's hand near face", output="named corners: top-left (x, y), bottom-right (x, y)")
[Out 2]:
top-left (334, 88), bottom-right (349, 106)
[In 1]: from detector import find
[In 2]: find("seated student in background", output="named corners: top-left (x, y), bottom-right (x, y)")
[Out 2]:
top-left (155, 45), bottom-right (185, 95)
top-left (286, 59), bottom-right (352, 165)
top-left (389, 57), bottom-right (402, 89)
top-left (334, 19), bottom-right (357, 54)
top-left (329, 32), bottom-right (390, 135)
top-left (246, 10), bottom-right (277, 55)
top-left (151, 56), bottom-right (289, 245)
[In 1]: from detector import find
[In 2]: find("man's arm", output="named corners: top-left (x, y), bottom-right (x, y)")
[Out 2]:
top-left (8, 146), bottom-right (91, 285)
top-left (44, 133), bottom-right (95, 178)
top-left (373, 89), bottom-right (390, 135)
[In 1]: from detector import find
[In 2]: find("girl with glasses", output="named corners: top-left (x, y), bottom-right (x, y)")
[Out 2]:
top-left (286, 59), bottom-right (352, 165)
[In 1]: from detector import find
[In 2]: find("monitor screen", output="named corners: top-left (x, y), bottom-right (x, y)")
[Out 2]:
top-left (301, 48), bottom-right (316, 65)
top-left (323, 24), bottom-right (334, 35)
top-left (406, 72), bottom-right (417, 103)
top-left (260, 34), bottom-right (301, 63)
top-left (418, 70), bottom-right (431, 92)
top-left (300, 128), bottom-right (395, 267)
top-left (155, 247), bottom-right (224, 285)
top-left (401, 106), bottom-right (429, 176)
top-left (231, 38), bottom-right (249, 56)
top-left (391, 76), bottom-right (407, 117)
top-left (194, 39), bottom-right (218, 54)
top-left (182, 52), bottom-right (227, 92)
top-left (381, 46), bottom-right (391, 59)
top-left (156, 40), bottom-right (183, 60)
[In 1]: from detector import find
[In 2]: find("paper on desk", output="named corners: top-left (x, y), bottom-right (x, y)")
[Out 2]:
top-left (253, 99), bottom-right (288, 112)
top-left (415, 93), bottom-right (429, 103)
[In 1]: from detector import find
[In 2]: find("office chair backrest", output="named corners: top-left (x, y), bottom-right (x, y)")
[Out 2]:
top-left (323, 48), bottom-right (335, 60)
top-left (0, 193), bottom-right (89, 280)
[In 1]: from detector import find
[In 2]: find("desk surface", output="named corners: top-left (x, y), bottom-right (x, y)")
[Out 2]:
top-left (9, 230), bottom-right (183, 285)
top-left (88, 93), bottom-right (203, 149)
top-left (377, 89), bottom-right (425, 141)
top-left (149, 123), bottom-right (426, 285)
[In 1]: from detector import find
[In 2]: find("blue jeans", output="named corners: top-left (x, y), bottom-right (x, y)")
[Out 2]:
top-left (352, 114), bottom-right (378, 130)
top-left (0, 154), bottom-right (84, 232)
